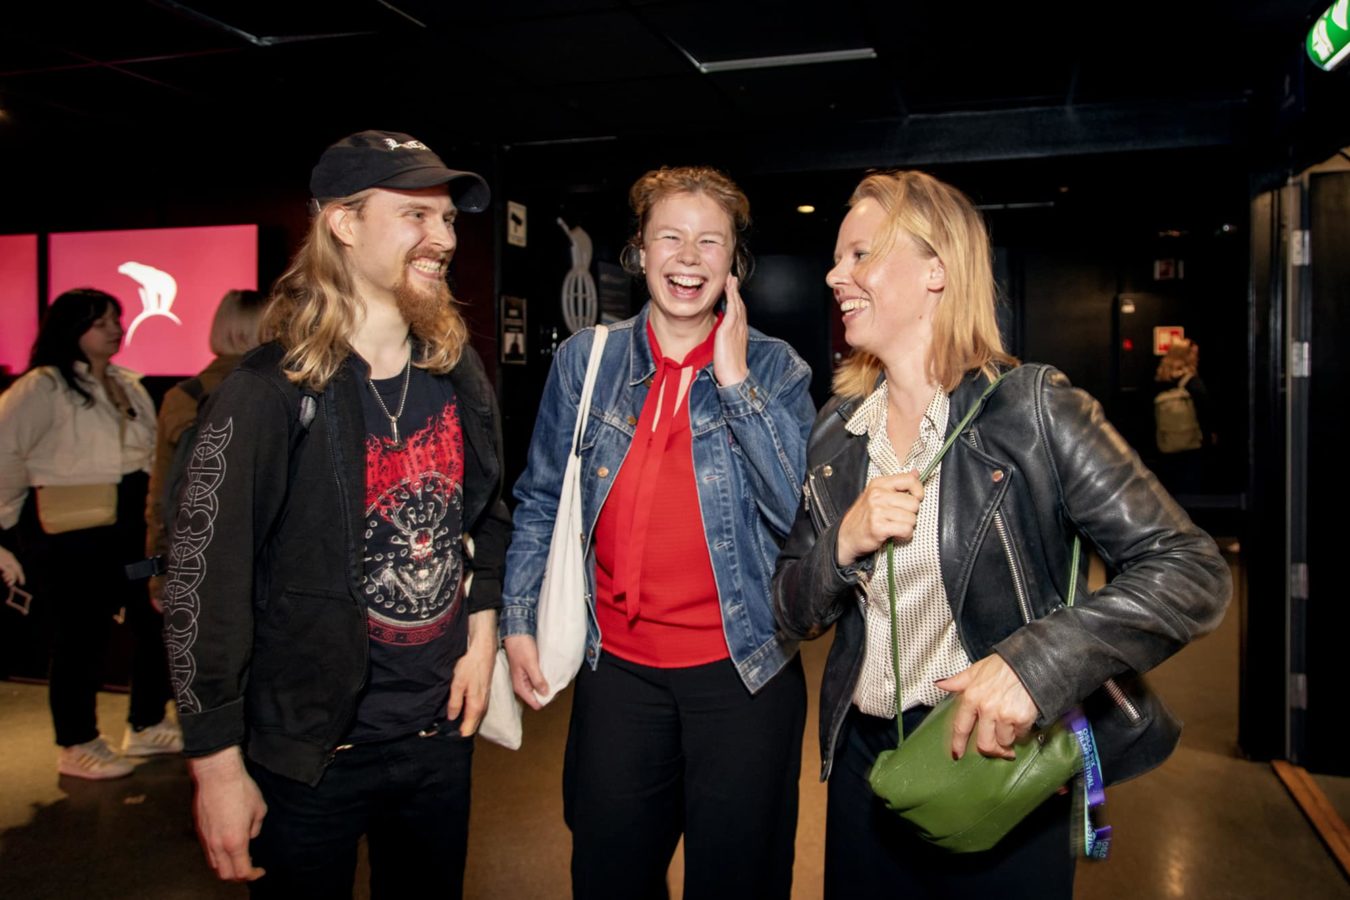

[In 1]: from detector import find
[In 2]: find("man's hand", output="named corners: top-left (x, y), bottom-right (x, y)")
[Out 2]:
top-left (448, 609), bottom-right (498, 736)
top-left (188, 746), bottom-right (267, 882)
top-left (935, 654), bottom-right (1040, 761)
top-left (503, 634), bottom-right (548, 710)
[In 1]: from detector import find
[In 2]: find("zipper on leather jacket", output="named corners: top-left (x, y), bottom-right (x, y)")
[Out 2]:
top-left (804, 468), bottom-right (836, 532)
top-left (1103, 678), bottom-right (1142, 723)
top-left (991, 510), bottom-right (1036, 627)
top-left (968, 432), bottom-right (1143, 725)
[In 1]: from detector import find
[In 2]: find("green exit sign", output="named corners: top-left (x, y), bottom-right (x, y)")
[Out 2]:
top-left (1307, 0), bottom-right (1350, 70)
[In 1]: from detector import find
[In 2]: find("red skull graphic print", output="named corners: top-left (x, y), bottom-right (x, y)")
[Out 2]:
top-left (363, 404), bottom-right (465, 645)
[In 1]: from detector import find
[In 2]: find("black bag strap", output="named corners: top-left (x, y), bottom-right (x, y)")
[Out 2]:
top-left (257, 387), bottom-right (320, 553)
top-left (178, 376), bottom-right (207, 404)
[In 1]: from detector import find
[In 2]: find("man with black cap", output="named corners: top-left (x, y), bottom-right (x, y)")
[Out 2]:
top-left (162, 130), bottom-right (510, 897)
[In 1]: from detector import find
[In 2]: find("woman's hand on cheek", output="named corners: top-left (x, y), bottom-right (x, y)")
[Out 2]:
top-left (713, 275), bottom-right (749, 387)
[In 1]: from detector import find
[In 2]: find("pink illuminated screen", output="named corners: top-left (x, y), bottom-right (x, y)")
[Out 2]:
top-left (48, 225), bottom-right (258, 376)
top-left (0, 234), bottom-right (40, 376)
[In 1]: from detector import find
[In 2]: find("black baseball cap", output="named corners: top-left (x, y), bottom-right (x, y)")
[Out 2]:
top-left (309, 130), bottom-right (490, 212)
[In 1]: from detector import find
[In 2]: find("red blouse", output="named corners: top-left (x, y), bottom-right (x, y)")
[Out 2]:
top-left (592, 318), bottom-right (729, 667)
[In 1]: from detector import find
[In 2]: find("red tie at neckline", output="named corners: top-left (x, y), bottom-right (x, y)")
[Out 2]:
top-left (610, 316), bottom-right (721, 623)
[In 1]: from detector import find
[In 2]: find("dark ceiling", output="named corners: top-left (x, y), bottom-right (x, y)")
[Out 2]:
top-left (0, 0), bottom-right (1346, 211)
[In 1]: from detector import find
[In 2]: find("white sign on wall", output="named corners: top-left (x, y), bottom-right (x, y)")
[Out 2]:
top-left (1153, 325), bottom-right (1185, 356)
top-left (507, 201), bottom-right (527, 248)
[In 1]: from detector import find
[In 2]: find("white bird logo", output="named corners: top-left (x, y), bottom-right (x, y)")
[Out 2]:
top-left (117, 261), bottom-right (182, 344)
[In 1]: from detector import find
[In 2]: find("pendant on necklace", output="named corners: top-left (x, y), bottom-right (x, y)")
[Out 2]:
top-left (384, 416), bottom-right (405, 450)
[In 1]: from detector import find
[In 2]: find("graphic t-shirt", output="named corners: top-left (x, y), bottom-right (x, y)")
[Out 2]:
top-left (347, 363), bottom-right (467, 742)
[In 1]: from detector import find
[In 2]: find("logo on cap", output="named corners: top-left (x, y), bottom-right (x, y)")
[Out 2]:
top-left (382, 138), bottom-right (430, 151)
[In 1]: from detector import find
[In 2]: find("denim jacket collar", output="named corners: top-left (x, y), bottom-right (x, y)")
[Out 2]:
top-left (628, 305), bottom-right (657, 386)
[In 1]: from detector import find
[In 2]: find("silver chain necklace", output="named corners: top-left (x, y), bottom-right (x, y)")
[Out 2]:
top-left (367, 350), bottom-right (412, 449)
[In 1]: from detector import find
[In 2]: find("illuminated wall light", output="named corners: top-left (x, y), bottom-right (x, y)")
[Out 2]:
top-left (796, 205), bottom-right (816, 214)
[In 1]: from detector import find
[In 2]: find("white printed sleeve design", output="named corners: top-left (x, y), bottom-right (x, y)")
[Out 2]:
top-left (162, 418), bottom-right (233, 714)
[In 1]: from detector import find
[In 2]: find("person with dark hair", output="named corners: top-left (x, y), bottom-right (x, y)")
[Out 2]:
top-left (162, 131), bottom-right (510, 897)
top-left (771, 170), bottom-right (1231, 898)
top-left (145, 289), bottom-right (270, 609)
top-left (0, 288), bottom-right (178, 779)
top-left (502, 166), bottom-right (815, 898)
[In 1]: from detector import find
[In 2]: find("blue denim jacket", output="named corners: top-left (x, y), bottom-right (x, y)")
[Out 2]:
top-left (501, 304), bottom-right (815, 692)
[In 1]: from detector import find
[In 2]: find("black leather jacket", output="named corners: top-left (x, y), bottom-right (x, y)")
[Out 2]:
top-left (771, 364), bottom-right (1231, 784)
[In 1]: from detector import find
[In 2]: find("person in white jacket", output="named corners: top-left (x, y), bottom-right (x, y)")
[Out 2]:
top-left (0, 288), bottom-right (181, 779)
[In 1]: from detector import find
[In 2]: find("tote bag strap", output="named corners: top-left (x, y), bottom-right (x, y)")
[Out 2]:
top-left (569, 325), bottom-right (609, 458)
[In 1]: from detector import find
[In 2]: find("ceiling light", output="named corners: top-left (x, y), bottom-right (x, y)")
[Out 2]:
top-left (796, 205), bottom-right (816, 214)
top-left (679, 47), bottom-right (877, 74)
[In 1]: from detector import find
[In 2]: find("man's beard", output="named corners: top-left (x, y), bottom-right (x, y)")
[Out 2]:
top-left (393, 264), bottom-right (454, 338)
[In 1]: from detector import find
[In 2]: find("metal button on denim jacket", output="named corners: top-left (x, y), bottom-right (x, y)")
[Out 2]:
top-left (501, 304), bottom-right (816, 692)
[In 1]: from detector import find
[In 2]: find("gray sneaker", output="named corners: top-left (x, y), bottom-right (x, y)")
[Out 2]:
top-left (58, 737), bottom-right (134, 780)
top-left (121, 720), bottom-right (184, 757)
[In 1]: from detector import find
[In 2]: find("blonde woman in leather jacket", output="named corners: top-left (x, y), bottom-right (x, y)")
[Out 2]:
top-left (771, 171), bottom-right (1231, 899)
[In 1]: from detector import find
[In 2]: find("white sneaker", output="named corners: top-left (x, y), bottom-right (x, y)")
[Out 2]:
top-left (121, 720), bottom-right (184, 757)
top-left (58, 737), bottom-right (134, 780)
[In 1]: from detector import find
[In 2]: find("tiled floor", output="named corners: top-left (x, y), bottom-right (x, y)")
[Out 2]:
top-left (1, 547), bottom-right (1346, 898)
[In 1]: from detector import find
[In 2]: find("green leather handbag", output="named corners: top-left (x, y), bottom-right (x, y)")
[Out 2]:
top-left (866, 668), bottom-right (1082, 853)
top-left (863, 374), bottom-right (1087, 853)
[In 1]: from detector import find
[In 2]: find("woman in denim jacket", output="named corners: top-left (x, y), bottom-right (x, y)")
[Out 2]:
top-left (502, 167), bottom-right (815, 899)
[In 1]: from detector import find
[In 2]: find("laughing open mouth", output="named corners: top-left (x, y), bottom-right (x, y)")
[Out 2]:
top-left (839, 298), bottom-right (870, 318)
top-left (667, 273), bottom-right (706, 298)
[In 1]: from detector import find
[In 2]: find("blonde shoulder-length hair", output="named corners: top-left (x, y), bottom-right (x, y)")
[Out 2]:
top-left (832, 170), bottom-right (1018, 399)
top-left (208, 289), bottom-right (269, 356)
top-left (262, 191), bottom-right (468, 391)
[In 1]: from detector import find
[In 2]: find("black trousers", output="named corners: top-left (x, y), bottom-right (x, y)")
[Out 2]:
top-left (20, 473), bottom-right (172, 746)
top-left (564, 653), bottom-right (806, 900)
top-left (824, 706), bottom-right (1075, 900)
top-left (247, 721), bottom-right (474, 900)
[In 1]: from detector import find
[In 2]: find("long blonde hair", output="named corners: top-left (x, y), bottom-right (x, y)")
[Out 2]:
top-left (263, 192), bottom-right (468, 390)
top-left (832, 170), bottom-right (1017, 399)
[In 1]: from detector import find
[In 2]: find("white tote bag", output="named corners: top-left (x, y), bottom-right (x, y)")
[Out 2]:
top-left (532, 325), bottom-right (608, 706)
top-left (478, 646), bottom-right (522, 749)
top-left (466, 538), bottom-right (524, 750)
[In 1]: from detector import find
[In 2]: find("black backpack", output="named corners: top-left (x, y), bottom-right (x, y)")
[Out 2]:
top-left (130, 365), bottom-right (318, 581)
top-left (161, 376), bottom-right (319, 543)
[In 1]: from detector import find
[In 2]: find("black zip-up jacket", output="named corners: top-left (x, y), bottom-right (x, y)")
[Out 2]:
top-left (164, 341), bottom-right (511, 786)
top-left (772, 364), bottom-right (1231, 784)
